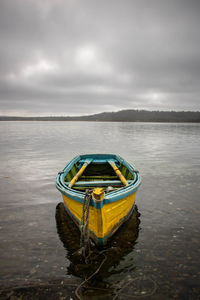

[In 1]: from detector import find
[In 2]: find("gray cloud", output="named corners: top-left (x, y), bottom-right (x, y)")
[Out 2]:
top-left (0, 0), bottom-right (200, 116)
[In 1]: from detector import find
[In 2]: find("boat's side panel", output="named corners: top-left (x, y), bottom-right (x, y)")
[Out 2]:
top-left (102, 192), bottom-right (136, 238)
top-left (62, 191), bottom-right (136, 244)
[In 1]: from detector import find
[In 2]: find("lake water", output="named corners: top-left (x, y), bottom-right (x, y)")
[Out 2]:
top-left (0, 121), bottom-right (199, 299)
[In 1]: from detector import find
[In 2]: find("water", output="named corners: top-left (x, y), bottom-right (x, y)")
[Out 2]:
top-left (0, 121), bottom-right (199, 299)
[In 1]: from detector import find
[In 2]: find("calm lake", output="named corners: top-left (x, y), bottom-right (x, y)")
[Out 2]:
top-left (0, 121), bottom-right (199, 299)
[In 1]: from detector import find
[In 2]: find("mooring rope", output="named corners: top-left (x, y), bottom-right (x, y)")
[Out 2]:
top-left (112, 276), bottom-right (157, 299)
top-left (75, 253), bottom-right (107, 300)
top-left (80, 189), bottom-right (92, 262)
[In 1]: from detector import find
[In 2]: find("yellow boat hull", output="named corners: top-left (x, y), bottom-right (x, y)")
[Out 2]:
top-left (62, 192), bottom-right (136, 245)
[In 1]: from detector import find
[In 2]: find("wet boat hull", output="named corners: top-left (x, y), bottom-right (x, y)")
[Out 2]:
top-left (62, 191), bottom-right (137, 245)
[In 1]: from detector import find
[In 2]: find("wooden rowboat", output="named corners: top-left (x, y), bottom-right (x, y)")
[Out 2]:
top-left (56, 154), bottom-right (141, 246)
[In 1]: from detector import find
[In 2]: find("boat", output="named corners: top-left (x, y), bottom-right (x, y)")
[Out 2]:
top-left (55, 202), bottom-right (140, 278)
top-left (56, 154), bottom-right (141, 246)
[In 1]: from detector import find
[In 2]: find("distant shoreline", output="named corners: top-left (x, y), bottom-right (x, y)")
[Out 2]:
top-left (0, 109), bottom-right (200, 123)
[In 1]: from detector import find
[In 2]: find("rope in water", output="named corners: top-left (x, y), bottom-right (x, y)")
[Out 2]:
top-left (75, 253), bottom-right (107, 300)
top-left (112, 277), bottom-right (157, 299)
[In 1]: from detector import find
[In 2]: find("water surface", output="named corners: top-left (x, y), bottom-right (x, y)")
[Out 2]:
top-left (0, 122), bottom-right (199, 299)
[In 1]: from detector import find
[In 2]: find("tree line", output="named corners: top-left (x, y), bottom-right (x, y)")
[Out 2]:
top-left (0, 109), bottom-right (200, 122)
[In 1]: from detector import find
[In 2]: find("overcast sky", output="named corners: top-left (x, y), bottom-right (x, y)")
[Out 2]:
top-left (0, 0), bottom-right (200, 116)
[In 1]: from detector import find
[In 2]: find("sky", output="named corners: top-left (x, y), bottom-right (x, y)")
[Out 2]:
top-left (0, 0), bottom-right (200, 116)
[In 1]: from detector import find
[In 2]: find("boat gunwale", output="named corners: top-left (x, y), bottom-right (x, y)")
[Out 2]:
top-left (56, 154), bottom-right (141, 206)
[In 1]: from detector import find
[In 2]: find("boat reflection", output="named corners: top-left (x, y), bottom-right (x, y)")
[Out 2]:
top-left (55, 202), bottom-right (140, 280)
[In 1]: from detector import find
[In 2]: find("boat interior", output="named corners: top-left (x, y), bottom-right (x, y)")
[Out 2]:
top-left (64, 159), bottom-right (135, 193)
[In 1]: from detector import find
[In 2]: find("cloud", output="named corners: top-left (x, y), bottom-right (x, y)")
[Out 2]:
top-left (0, 0), bottom-right (200, 115)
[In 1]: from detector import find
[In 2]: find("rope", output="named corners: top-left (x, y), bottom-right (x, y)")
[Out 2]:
top-left (75, 253), bottom-right (107, 300)
top-left (112, 277), bottom-right (157, 299)
top-left (80, 189), bottom-right (92, 262)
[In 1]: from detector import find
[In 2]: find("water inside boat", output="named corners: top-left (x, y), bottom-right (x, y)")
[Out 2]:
top-left (64, 160), bottom-right (135, 193)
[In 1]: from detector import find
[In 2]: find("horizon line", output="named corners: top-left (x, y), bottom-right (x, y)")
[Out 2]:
top-left (0, 108), bottom-right (200, 118)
